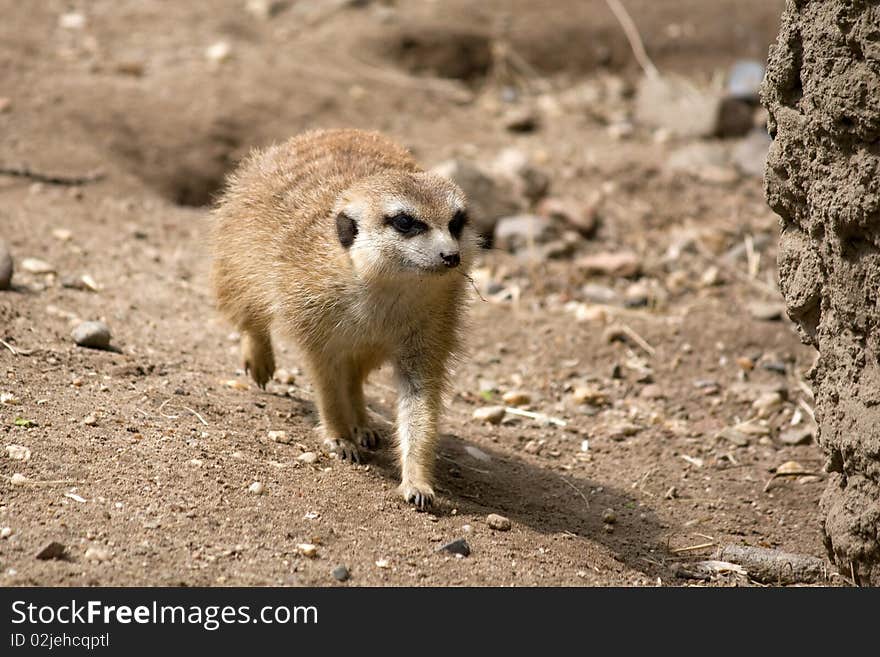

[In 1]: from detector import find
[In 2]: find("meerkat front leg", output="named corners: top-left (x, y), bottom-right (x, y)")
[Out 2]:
top-left (240, 327), bottom-right (275, 389)
top-left (394, 358), bottom-right (442, 510)
top-left (308, 355), bottom-right (362, 463)
top-left (346, 357), bottom-right (385, 450)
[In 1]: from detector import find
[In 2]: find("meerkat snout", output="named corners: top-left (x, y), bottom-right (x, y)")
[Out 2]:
top-left (212, 129), bottom-right (474, 510)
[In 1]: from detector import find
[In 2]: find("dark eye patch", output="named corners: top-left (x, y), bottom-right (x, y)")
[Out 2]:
top-left (448, 209), bottom-right (468, 239)
top-left (386, 212), bottom-right (429, 237)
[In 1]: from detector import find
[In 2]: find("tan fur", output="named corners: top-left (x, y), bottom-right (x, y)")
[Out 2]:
top-left (211, 129), bottom-right (475, 509)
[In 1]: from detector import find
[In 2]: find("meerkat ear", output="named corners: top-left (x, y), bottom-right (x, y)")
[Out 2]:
top-left (335, 212), bottom-right (358, 248)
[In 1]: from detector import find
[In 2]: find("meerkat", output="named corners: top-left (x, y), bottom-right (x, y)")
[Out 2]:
top-left (211, 129), bottom-right (475, 509)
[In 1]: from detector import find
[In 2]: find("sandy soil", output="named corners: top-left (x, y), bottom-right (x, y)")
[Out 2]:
top-left (0, 0), bottom-right (831, 586)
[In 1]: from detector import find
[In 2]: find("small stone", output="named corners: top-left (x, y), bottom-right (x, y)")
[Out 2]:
top-left (503, 107), bottom-right (538, 132)
top-left (61, 274), bottom-right (100, 292)
top-left (538, 197), bottom-right (598, 237)
top-left (472, 406), bottom-right (506, 424)
top-left (624, 282), bottom-right (651, 307)
top-left (205, 41), bottom-right (232, 63)
top-left (297, 451), bottom-right (318, 464)
top-left (716, 427), bottom-right (750, 447)
top-left (639, 384), bottom-right (666, 400)
top-left (0, 527), bottom-right (12, 539)
top-left (494, 214), bottom-right (555, 252)
top-left (0, 97), bottom-right (10, 113)
top-left (487, 513), bottom-right (511, 531)
top-left (602, 508), bottom-right (617, 524)
top-left (607, 423), bottom-right (641, 441)
top-left (52, 228), bottom-right (73, 241)
top-left (332, 565), bottom-right (350, 582)
top-left (775, 460), bottom-right (806, 475)
top-left (375, 558), bottom-right (391, 569)
top-left (248, 481), bottom-right (265, 495)
top-left (752, 392), bottom-right (784, 417)
top-left (58, 12), bottom-right (86, 29)
top-left (502, 390), bottom-right (531, 406)
top-left (21, 257), bottom-right (55, 274)
top-left (580, 439), bottom-right (590, 452)
top-left (71, 321), bottom-right (112, 350)
top-left (268, 430), bottom-right (291, 444)
top-left (749, 302), bottom-right (786, 321)
top-left (437, 538), bottom-right (471, 557)
top-left (222, 379), bottom-right (250, 390)
top-left (779, 426), bottom-right (815, 446)
top-left (10, 473), bottom-right (30, 485)
top-left (578, 251), bottom-right (641, 277)
top-left (273, 369), bottom-right (295, 384)
top-left (82, 414), bottom-right (98, 426)
top-left (572, 386), bottom-right (607, 406)
top-left (296, 543), bottom-right (318, 558)
top-left (463, 445), bottom-right (492, 462)
top-left (36, 541), bottom-right (67, 560)
top-left (5, 444), bottom-right (31, 461)
top-left (523, 439), bottom-right (541, 454)
top-left (1, 392), bottom-right (19, 404)
top-left (700, 266), bottom-right (722, 287)
top-left (0, 241), bottom-right (13, 290)
top-left (84, 546), bottom-right (111, 562)
top-left (736, 356), bottom-right (755, 371)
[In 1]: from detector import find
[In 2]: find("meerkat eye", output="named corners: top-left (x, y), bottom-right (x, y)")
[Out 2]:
top-left (387, 212), bottom-right (428, 236)
top-left (448, 209), bottom-right (468, 239)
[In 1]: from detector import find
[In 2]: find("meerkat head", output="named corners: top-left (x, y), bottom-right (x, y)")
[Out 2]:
top-left (333, 171), bottom-right (476, 281)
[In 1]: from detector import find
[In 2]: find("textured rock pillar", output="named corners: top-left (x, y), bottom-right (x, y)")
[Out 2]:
top-left (763, 0), bottom-right (880, 585)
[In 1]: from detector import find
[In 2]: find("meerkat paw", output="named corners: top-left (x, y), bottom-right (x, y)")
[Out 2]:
top-left (399, 479), bottom-right (435, 510)
top-left (241, 332), bottom-right (275, 389)
top-left (352, 425), bottom-right (384, 450)
top-left (322, 437), bottom-right (362, 463)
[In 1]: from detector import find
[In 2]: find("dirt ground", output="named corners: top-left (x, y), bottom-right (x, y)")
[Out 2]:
top-left (0, 0), bottom-right (834, 586)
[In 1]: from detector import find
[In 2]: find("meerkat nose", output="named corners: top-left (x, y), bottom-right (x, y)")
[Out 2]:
top-left (441, 251), bottom-right (461, 268)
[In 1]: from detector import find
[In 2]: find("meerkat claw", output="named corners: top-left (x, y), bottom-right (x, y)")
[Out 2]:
top-left (353, 426), bottom-right (381, 450)
top-left (401, 482), bottom-right (434, 510)
top-left (323, 438), bottom-right (362, 463)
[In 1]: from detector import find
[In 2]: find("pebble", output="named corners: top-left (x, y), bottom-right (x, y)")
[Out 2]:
top-left (205, 41), bottom-right (232, 63)
top-left (580, 439), bottom-right (590, 452)
top-left (58, 12), bottom-right (86, 29)
top-left (52, 228), bottom-right (73, 241)
top-left (84, 546), bottom-right (111, 562)
top-left (503, 107), bottom-right (539, 132)
top-left (36, 541), bottom-right (67, 560)
top-left (494, 214), bottom-right (555, 252)
top-left (437, 538), bottom-right (471, 557)
top-left (0, 241), bottom-right (13, 290)
top-left (578, 251), bottom-right (641, 277)
top-left (0, 527), bottom-right (11, 539)
top-left (502, 391), bottom-right (531, 406)
top-left (332, 565), bottom-right (350, 582)
top-left (296, 543), bottom-right (318, 558)
top-left (463, 445), bottom-right (491, 462)
top-left (268, 430), bottom-right (292, 444)
top-left (779, 426), bottom-right (815, 446)
top-left (624, 282), bottom-right (651, 307)
top-left (538, 197), bottom-right (598, 237)
top-left (5, 444), bottom-right (31, 461)
top-left (607, 422), bottom-right (641, 441)
top-left (639, 384), bottom-right (666, 400)
top-left (487, 513), bottom-right (511, 531)
top-left (248, 481), bottom-right (265, 495)
top-left (61, 274), bottom-right (100, 292)
top-left (375, 558), bottom-right (391, 569)
top-left (602, 508), bottom-right (617, 524)
top-left (10, 473), bottom-right (30, 485)
top-left (82, 414), bottom-right (98, 426)
top-left (71, 321), bottom-right (112, 350)
top-left (297, 451), bottom-right (318, 464)
top-left (472, 406), bottom-right (506, 424)
top-left (717, 427), bottom-right (750, 447)
top-left (752, 392), bottom-right (783, 417)
top-left (21, 257), bottom-right (55, 274)
top-left (572, 386), bottom-right (608, 406)
top-left (749, 302), bottom-right (786, 321)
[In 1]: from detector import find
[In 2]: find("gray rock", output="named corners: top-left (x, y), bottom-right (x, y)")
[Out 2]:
top-left (667, 142), bottom-right (737, 184)
top-left (727, 60), bottom-right (765, 101)
top-left (332, 565), bottom-right (350, 582)
top-left (431, 159), bottom-right (522, 239)
top-left (437, 538), bottom-right (470, 557)
top-left (71, 321), bottom-right (112, 350)
top-left (717, 427), bottom-right (751, 447)
top-left (636, 75), bottom-right (722, 138)
top-left (779, 425), bottom-right (815, 446)
top-left (733, 129), bottom-right (772, 178)
top-left (494, 214), bottom-right (555, 252)
top-left (749, 302), bottom-right (786, 321)
top-left (0, 241), bottom-right (12, 290)
top-left (487, 513), bottom-right (511, 531)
